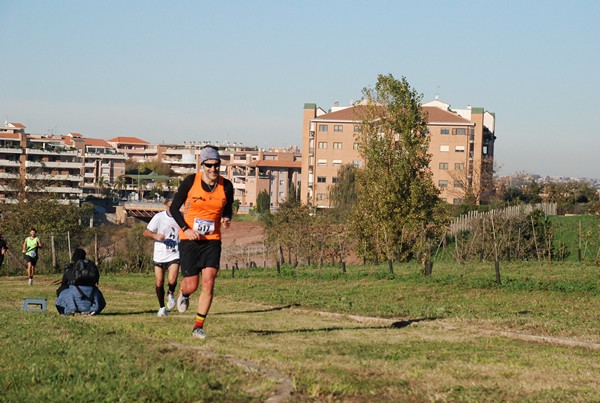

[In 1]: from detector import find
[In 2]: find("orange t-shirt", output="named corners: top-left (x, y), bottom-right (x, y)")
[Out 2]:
top-left (179, 174), bottom-right (227, 241)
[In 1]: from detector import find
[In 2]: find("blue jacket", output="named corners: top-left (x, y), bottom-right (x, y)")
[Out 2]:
top-left (55, 285), bottom-right (106, 315)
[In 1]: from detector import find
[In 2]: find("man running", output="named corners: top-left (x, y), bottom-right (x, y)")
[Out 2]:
top-left (143, 198), bottom-right (180, 316)
top-left (22, 228), bottom-right (42, 285)
top-left (170, 145), bottom-right (233, 339)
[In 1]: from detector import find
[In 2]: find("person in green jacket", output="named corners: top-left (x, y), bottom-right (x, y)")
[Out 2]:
top-left (22, 228), bottom-right (42, 285)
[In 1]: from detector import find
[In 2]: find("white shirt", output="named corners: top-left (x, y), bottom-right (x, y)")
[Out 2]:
top-left (146, 210), bottom-right (180, 263)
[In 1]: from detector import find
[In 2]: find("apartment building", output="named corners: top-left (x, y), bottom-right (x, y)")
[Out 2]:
top-left (1, 122), bottom-right (301, 209)
top-left (223, 149), bottom-right (301, 211)
top-left (0, 123), bottom-right (26, 202)
top-left (66, 134), bottom-right (127, 195)
top-left (0, 123), bottom-right (83, 203)
top-left (107, 137), bottom-right (157, 162)
top-left (157, 143), bottom-right (199, 178)
top-left (301, 99), bottom-right (496, 207)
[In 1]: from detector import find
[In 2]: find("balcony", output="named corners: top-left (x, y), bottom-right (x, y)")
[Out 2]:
top-left (26, 173), bottom-right (82, 181)
top-left (26, 161), bottom-right (81, 169)
top-left (26, 148), bottom-right (78, 156)
top-left (0, 160), bottom-right (21, 167)
top-left (0, 172), bottom-right (19, 179)
top-left (84, 152), bottom-right (126, 159)
top-left (0, 147), bottom-right (22, 154)
top-left (28, 186), bottom-right (83, 194)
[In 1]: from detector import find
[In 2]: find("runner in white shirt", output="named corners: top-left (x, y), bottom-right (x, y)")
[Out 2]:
top-left (143, 199), bottom-right (180, 316)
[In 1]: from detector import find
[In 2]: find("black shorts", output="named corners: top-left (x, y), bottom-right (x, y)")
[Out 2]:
top-left (25, 255), bottom-right (38, 265)
top-left (153, 259), bottom-right (180, 271)
top-left (179, 240), bottom-right (221, 277)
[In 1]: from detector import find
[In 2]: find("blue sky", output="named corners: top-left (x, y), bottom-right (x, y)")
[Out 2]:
top-left (1, 1), bottom-right (599, 179)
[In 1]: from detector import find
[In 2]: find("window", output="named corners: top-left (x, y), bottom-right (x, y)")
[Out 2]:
top-left (279, 192), bottom-right (284, 198)
top-left (452, 128), bottom-right (467, 135)
top-left (454, 180), bottom-right (464, 188)
top-left (438, 180), bottom-right (448, 189)
top-left (332, 160), bottom-right (342, 166)
top-left (318, 124), bottom-right (328, 132)
top-left (353, 125), bottom-right (362, 133)
top-left (317, 176), bottom-right (326, 183)
top-left (318, 142), bottom-right (327, 149)
top-left (440, 145), bottom-right (449, 152)
top-left (317, 159), bottom-right (327, 166)
top-left (332, 177), bottom-right (339, 184)
top-left (439, 198), bottom-right (447, 203)
top-left (483, 146), bottom-right (488, 155)
top-left (455, 145), bottom-right (465, 153)
top-left (316, 193), bottom-right (326, 201)
top-left (353, 142), bottom-right (360, 150)
top-left (453, 198), bottom-right (462, 205)
top-left (440, 128), bottom-right (450, 135)
top-left (352, 159), bottom-right (363, 168)
top-left (333, 125), bottom-right (343, 132)
top-left (454, 163), bottom-right (464, 170)
top-left (333, 142), bottom-right (342, 149)
top-left (439, 162), bottom-right (449, 170)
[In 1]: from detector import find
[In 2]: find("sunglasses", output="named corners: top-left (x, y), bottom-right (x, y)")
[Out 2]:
top-left (203, 162), bottom-right (220, 169)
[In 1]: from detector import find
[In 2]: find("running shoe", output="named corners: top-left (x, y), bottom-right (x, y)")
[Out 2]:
top-left (177, 293), bottom-right (189, 313)
top-left (28, 278), bottom-right (32, 286)
top-left (191, 327), bottom-right (207, 339)
top-left (166, 292), bottom-right (176, 310)
top-left (157, 307), bottom-right (168, 317)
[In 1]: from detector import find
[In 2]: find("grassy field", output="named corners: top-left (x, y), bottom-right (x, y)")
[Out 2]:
top-left (550, 215), bottom-right (600, 262)
top-left (1, 261), bottom-right (599, 402)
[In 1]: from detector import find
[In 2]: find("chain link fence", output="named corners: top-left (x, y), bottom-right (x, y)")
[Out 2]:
top-left (0, 231), bottom-right (91, 276)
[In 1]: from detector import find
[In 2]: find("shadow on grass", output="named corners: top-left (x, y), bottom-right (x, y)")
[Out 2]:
top-left (214, 304), bottom-right (300, 316)
top-left (101, 309), bottom-right (157, 316)
top-left (96, 304), bottom-right (301, 317)
top-left (248, 317), bottom-right (435, 335)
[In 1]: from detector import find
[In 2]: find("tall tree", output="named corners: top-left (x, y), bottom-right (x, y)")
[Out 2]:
top-left (352, 74), bottom-right (443, 271)
top-left (256, 190), bottom-right (271, 214)
top-left (329, 163), bottom-right (358, 222)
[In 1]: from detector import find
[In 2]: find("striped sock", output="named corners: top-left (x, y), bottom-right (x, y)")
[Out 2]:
top-left (194, 313), bottom-right (206, 329)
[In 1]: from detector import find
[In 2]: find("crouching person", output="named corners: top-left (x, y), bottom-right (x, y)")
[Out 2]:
top-left (56, 248), bottom-right (106, 315)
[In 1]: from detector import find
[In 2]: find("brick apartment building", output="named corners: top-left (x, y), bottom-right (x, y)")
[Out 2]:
top-left (301, 99), bottom-right (496, 208)
top-left (0, 122), bottom-right (300, 209)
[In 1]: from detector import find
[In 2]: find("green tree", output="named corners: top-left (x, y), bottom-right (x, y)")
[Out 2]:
top-left (329, 163), bottom-right (358, 222)
top-left (140, 160), bottom-right (174, 176)
top-left (256, 190), bottom-right (271, 214)
top-left (262, 199), bottom-right (312, 266)
top-left (288, 181), bottom-right (300, 205)
top-left (352, 74), bottom-right (443, 272)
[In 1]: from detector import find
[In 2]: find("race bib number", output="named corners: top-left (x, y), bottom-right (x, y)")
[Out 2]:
top-left (27, 250), bottom-right (36, 258)
top-left (193, 218), bottom-right (215, 235)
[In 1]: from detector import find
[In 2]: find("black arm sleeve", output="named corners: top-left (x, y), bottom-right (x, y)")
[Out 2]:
top-left (222, 179), bottom-right (234, 220)
top-left (169, 174), bottom-right (195, 230)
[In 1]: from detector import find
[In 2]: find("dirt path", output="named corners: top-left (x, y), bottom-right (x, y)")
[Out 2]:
top-left (221, 221), bottom-right (264, 247)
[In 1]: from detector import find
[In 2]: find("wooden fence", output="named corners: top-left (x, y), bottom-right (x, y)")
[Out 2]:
top-left (448, 203), bottom-right (558, 236)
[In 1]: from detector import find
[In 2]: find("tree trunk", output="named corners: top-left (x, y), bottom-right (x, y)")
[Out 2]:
top-left (51, 234), bottom-right (57, 272)
top-left (494, 260), bottom-right (501, 285)
top-left (388, 259), bottom-right (393, 274)
top-left (423, 260), bottom-right (433, 276)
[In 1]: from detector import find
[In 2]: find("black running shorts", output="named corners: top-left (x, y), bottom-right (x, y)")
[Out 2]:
top-left (178, 240), bottom-right (221, 277)
top-left (25, 255), bottom-right (38, 265)
top-left (153, 259), bottom-right (180, 271)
